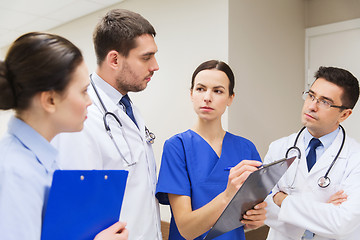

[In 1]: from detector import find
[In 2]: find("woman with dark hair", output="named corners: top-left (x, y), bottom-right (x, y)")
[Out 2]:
top-left (156, 60), bottom-right (266, 240)
top-left (0, 32), bottom-right (127, 240)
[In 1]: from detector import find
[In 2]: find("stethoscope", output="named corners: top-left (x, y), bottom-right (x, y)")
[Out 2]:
top-left (285, 125), bottom-right (346, 188)
top-left (90, 77), bottom-right (156, 166)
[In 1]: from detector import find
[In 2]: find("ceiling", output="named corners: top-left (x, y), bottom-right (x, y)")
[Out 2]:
top-left (0, 0), bottom-right (124, 48)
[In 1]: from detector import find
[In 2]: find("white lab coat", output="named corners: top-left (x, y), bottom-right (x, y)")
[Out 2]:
top-left (53, 79), bottom-right (162, 240)
top-left (264, 129), bottom-right (360, 240)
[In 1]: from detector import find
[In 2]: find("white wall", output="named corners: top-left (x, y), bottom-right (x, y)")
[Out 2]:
top-left (228, 0), bottom-right (306, 159)
top-left (0, 48), bottom-right (6, 58)
top-left (305, 0), bottom-right (360, 28)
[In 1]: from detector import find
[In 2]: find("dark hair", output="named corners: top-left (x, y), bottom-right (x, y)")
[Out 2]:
top-left (93, 9), bottom-right (156, 65)
top-left (314, 66), bottom-right (359, 109)
top-left (0, 32), bottom-right (83, 111)
top-left (191, 60), bottom-right (235, 95)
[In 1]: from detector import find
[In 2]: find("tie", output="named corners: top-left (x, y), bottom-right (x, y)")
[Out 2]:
top-left (120, 94), bottom-right (138, 128)
top-left (306, 138), bottom-right (322, 172)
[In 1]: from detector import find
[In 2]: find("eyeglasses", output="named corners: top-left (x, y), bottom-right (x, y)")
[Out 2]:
top-left (302, 91), bottom-right (349, 110)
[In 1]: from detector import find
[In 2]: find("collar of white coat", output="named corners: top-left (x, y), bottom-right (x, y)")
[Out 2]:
top-left (89, 73), bottom-right (147, 140)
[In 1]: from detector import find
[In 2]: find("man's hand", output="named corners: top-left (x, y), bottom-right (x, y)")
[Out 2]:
top-left (327, 190), bottom-right (347, 206)
top-left (273, 191), bottom-right (288, 207)
top-left (242, 201), bottom-right (267, 230)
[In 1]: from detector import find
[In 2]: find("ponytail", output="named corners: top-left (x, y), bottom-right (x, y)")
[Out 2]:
top-left (0, 61), bottom-right (16, 110)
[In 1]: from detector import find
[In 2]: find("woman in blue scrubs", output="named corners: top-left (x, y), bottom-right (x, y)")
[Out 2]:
top-left (0, 32), bottom-right (128, 240)
top-left (156, 60), bottom-right (266, 240)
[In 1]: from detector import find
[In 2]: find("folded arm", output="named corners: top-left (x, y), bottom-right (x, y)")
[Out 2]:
top-left (276, 167), bottom-right (360, 239)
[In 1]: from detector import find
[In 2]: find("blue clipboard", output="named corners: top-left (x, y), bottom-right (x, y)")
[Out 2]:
top-left (41, 170), bottom-right (128, 240)
top-left (203, 156), bottom-right (296, 240)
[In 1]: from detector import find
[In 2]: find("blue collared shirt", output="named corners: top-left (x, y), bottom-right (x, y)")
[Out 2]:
top-left (304, 127), bottom-right (340, 160)
top-left (0, 117), bottom-right (58, 240)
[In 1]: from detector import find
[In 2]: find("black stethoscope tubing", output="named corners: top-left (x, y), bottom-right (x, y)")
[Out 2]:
top-left (90, 79), bottom-right (122, 130)
top-left (90, 77), bottom-right (155, 144)
top-left (285, 125), bottom-right (346, 188)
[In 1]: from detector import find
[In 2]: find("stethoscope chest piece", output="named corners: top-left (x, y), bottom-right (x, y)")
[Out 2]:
top-left (318, 176), bottom-right (331, 188)
top-left (145, 127), bottom-right (156, 144)
top-left (146, 133), bottom-right (155, 144)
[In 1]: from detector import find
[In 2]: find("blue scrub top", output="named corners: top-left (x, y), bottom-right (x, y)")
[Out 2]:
top-left (156, 130), bottom-right (261, 240)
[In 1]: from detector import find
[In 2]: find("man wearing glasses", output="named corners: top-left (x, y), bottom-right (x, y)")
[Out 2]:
top-left (264, 66), bottom-right (360, 240)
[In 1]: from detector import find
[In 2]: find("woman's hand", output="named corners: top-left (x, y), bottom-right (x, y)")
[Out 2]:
top-left (224, 160), bottom-right (262, 201)
top-left (94, 222), bottom-right (128, 240)
top-left (242, 201), bottom-right (267, 230)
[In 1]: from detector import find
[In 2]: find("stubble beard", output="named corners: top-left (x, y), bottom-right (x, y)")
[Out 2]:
top-left (116, 63), bottom-right (148, 93)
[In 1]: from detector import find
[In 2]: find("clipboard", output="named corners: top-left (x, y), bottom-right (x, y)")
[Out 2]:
top-left (203, 156), bottom-right (296, 240)
top-left (41, 170), bottom-right (128, 240)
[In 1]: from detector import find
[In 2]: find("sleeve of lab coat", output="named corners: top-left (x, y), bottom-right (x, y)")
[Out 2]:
top-left (278, 151), bottom-right (360, 239)
top-left (264, 139), bottom-right (306, 239)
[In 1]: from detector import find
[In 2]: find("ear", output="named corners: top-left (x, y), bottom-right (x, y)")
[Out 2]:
top-left (338, 108), bottom-right (352, 123)
top-left (190, 89), bottom-right (194, 102)
top-left (39, 90), bottom-right (57, 113)
top-left (227, 93), bottom-right (235, 107)
top-left (106, 50), bottom-right (123, 69)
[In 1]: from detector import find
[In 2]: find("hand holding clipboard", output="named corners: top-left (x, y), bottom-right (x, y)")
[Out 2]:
top-left (203, 156), bottom-right (296, 240)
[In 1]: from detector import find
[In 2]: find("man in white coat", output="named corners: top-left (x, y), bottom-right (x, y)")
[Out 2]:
top-left (54, 9), bottom-right (162, 239)
top-left (264, 66), bottom-right (360, 240)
